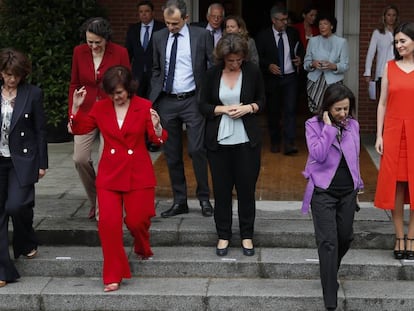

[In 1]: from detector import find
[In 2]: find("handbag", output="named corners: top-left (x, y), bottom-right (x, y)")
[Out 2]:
top-left (306, 74), bottom-right (328, 113)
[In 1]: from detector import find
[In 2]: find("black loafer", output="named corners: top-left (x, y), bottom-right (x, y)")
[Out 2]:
top-left (216, 246), bottom-right (228, 256)
top-left (242, 246), bottom-right (255, 256)
top-left (216, 240), bottom-right (229, 256)
top-left (161, 203), bottom-right (189, 218)
top-left (200, 200), bottom-right (213, 217)
top-left (241, 239), bottom-right (255, 256)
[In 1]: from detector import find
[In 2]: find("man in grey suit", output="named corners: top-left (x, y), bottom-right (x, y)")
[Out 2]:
top-left (149, 0), bottom-right (214, 218)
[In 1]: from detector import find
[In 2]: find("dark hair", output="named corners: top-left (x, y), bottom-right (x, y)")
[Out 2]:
top-left (214, 33), bottom-right (248, 66)
top-left (102, 66), bottom-right (138, 98)
top-left (270, 5), bottom-right (288, 19)
top-left (378, 5), bottom-right (399, 34)
top-left (137, 0), bottom-right (154, 11)
top-left (317, 84), bottom-right (355, 119)
top-left (317, 13), bottom-right (337, 33)
top-left (302, 4), bottom-right (318, 16)
top-left (164, 0), bottom-right (187, 19)
top-left (80, 17), bottom-right (112, 41)
top-left (0, 48), bottom-right (31, 82)
top-left (393, 22), bottom-right (414, 60)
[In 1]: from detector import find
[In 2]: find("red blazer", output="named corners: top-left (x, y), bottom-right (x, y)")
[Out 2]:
top-left (293, 22), bottom-right (319, 50)
top-left (71, 96), bottom-right (167, 192)
top-left (68, 41), bottom-right (131, 120)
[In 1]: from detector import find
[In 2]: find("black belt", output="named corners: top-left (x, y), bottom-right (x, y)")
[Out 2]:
top-left (278, 72), bottom-right (296, 78)
top-left (163, 90), bottom-right (195, 100)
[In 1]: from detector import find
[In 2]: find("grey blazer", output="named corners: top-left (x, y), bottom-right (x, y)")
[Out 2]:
top-left (149, 24), bottom-right (213, 103)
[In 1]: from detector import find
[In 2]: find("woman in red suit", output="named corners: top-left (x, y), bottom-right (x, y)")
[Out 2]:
top-left (68, 17), bottom-right (131, 220)
top-left (293, 5), bottom-right (319, 50)
top-left (70, 66), bottom-right (167, 292)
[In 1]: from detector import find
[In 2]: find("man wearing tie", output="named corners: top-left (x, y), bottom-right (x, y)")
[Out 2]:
top-left (149, 0), bottom-right (214, 217)
top-left (192, 3), bottom-right (225, 47)
top-left (125, 0), bottom-right (165, 98)
top-left (256, 5), bottom-right (304, 155)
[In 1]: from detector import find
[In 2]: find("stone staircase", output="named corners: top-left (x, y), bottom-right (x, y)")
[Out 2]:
top-left (2, 200), bottom-right (414, 311)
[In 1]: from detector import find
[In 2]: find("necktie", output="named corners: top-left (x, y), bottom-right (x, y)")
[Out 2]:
top-left (278, 32), bottom-right (284, 75)
top-left (165, 33), bottom-right (179, 94)
top-left (142, 25), bottom-right (150, 50)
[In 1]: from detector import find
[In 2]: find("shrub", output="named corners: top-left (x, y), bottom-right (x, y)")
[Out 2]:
top-left (0, 0), bottom-right (106, 127)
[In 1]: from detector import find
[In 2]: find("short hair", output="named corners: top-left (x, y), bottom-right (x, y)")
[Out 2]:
top-left (317, 84), bottom-right (355, 119)
top-left (317, 13), bottom-right (337, 33)
top-left (80, 17), bottom-right (112, 41)
top-left (102, 66), bottom-right (138, 98)
top-left (164, 0), bottom-right (187, 19)
top-left (394, 22), bottom-right (414, 60)
top-left (214, 33), bottom-right (248, 66)
top-left (0, 48), bottom-right (31, 82)
top-left (207, 3), bottom-right (225, 17)
top-left (224, 15), bottom-right (249, 40)
top-left (270, 5), bottom-right (288, 19)
top-left (302, 4), bottom-right (318, 16)
top-left (137, 0), bottom-right (154, 11)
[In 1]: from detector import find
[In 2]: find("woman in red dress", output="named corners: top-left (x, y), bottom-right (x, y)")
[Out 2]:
top-left (375, 22), bottom-right (414, 260)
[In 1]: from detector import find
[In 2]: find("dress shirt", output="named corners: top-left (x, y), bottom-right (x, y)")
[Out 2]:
top-left (140, 20), bottom-right (154, 47)
top-left (272, 28), bottom-right (295, 74)
top-left (206, 24), bottom-right (222, 46)
top-left (164, 24), bottom-right (195, 93)
top-left (364, 29), bottom-right (394, 81)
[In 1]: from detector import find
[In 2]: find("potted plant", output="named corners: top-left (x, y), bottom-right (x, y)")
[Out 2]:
top-left (0, 0), bottom-right (106, 142)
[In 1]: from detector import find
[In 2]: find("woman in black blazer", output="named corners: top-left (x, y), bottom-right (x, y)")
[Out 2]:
top-left (199, 33), bottom-right (265, 257)
top-left (0, 48), bottom-right (48, 287)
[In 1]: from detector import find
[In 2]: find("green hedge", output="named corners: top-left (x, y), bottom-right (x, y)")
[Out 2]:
top-left (0, 0), bottom-right (106, 126)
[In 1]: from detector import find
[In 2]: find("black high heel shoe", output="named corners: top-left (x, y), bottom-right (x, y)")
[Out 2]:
top-left (394, 237), bottom-right (406, 260)
top-left (406, 238), bottom-right (414, 260)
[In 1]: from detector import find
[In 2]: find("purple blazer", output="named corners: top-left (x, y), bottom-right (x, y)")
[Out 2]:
top-left (301, 116), bottom-right (364, 214)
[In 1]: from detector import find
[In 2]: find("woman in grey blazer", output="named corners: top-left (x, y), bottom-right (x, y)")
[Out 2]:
top-left (0, 48), bottom-right (48, 287)
top-left (303, 14), bottom-right (349, 113)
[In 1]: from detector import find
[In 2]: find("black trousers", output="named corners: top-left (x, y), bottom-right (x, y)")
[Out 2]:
top-left (156, 94), bottom-right (210, 203)
top-left (311, 187), bottom-right (357, 309)
top-left (208, 143), bottom-right (261, 240)
top-left (0, 158), bottom-right (38, 282)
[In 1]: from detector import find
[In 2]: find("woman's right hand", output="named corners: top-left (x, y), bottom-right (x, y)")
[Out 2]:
top-left (375, 136), bottom-right (383, 155)
top-left (72, 86), bottom-right (87, 110)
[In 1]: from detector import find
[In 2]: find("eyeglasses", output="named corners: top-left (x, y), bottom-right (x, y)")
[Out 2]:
top-left (274, 17), bottom-right (288, 23)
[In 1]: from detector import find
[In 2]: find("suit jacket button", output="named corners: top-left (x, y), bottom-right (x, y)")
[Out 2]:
top-left (110, 149), bottom-right (115, 154)
top-left (128, 149), bottom-right (133, 155)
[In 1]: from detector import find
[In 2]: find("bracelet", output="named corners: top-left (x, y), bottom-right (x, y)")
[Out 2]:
top-left (250, 104), bottom-right (255, 114)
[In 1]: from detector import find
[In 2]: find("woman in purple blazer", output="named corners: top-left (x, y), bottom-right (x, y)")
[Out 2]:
top-left (302, 84), bottom-right (363, 311)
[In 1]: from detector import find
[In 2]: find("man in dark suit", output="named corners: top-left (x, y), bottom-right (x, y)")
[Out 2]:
top-left (191, 3), bottom-right (225, 47)
top-left (125, 0), bottom-right (165, 152)
top-left (256, 5), bottom-right (304, 155)
top-left (125, 0), bottom-right (165, 98)
top-left (149, 0), bottom-right (214, 218)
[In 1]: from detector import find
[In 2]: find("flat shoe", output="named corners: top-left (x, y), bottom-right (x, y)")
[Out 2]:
top-left (0, 280), bottom-right (6, 287)
top-left (216, 239), bottom-right (229, 256)
top-left (25, 249), bottom-right (38, 259)
top-left (241, 239), bottom-right (255, 256)
top-left (104, 283), bottom-right (120, 292)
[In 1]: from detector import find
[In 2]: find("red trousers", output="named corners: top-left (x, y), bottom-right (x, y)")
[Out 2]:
top-left (97, 187), bottom-right (155, 284)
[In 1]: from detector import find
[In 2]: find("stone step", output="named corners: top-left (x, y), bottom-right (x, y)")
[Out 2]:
top-left (1, 276), bottom-right (414, 311)
top-left (30, 210), bottom-right (394, 249)
top-left (13, 246), bottom-right (414, 281)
